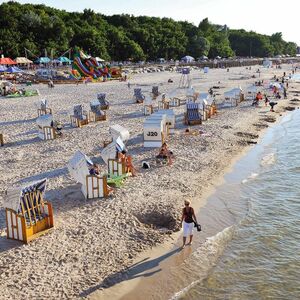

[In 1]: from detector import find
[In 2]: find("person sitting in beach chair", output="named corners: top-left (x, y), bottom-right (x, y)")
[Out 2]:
top-left (117, 150), bottom-right (137, 176)
top-left (156, 142), bottom-right (174, 166)
top-left (68, 151), bottom-right (113, 199)
top-left (133, 88), bottom-right (145, 103)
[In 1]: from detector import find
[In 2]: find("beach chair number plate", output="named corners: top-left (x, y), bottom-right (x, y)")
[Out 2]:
top-left (147, 132), bottom-right (158, 136)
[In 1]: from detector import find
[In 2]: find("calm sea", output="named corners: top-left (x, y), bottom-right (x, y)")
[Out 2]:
top-left (172, 110), bottom-right (300, 300)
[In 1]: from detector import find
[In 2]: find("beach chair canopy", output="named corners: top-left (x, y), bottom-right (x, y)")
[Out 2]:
top-left (101, 137), bottom-right (125, 165)
top-left (36, 114), bottom-right (53, 128)
top-left (90, 100), bottom-right (105, 115)
top-left (68, 151), bottom-right (93, 184)
top-left (4, 179), bottom-right (47, 213)
top-left (109, 124), bottom-right (130, 142)
top-left (224, 87), bottom-right (242, 98)
top-left (0, 57), bottom-right (16, 65)
top-left (39, 99), bottom-right (48, 110)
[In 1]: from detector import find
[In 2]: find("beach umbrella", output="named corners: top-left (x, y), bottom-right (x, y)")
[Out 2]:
top-left (0, 57), bottom-right (17, 65)
top-left (6, 66), bottom-right (23, 73)
top-left (58, 57), bottom-right (71, 63)
top-left (0, 65), bottom-right (7, 72)
top-left (15, 57), bottom-right (33, 64)
top-left (181, 55), bottom-right (195, 63)
top-left (35, 57), bottom-right (51, 64)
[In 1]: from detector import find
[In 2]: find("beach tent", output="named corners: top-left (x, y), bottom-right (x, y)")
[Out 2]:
top-left (0, 65), bottom-right (7, 72)
top-left (35, 57), bottom-right (51, 64)
top-left (58, 57), bottom-right (71, 64)
top-left (181, 56), bottom-right (195, 63)
top-left (15, 57), bottom-right (33, 64)
top-left (199, 55), bottom-right (208, 60)
top-left (0, 57), bottom-right (16, 65)
top-left (6, 66), bottom-right (23, 73)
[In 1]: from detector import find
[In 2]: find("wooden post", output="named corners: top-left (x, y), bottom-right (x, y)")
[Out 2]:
top-left (0, 134), bottom-right (4, 146)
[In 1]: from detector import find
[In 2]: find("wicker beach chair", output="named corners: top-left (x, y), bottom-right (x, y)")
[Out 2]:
top-left (185, 103), bottom-right (202, 125)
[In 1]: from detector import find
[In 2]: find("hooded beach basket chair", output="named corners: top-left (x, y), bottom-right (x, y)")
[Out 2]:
top-left (97, 93), bottom-right (109, 110)
top-left (70, 104), bottom-right (89, 127)
top-left (185, 103), bottom-right (202, 125)
top-left (4, 178), bottom-right (54, 243)
top-left (68, 151), bottom-right (110, 199)
top-left (89, 100), bottom-right (107, 122)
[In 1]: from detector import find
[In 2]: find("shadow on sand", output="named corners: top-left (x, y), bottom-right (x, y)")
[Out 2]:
top-left (79, 247), bottom-right (181, 298)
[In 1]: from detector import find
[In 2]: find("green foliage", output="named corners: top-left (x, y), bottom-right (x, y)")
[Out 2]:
top-left (0, 2), bottom-right (297, 60)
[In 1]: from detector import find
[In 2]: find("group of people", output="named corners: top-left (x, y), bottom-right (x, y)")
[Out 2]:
top-left (252, 91), bottom-right (278, 112)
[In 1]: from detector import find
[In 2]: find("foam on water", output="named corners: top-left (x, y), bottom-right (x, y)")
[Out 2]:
top-left (242, 172), bottom-right (259, 184)
top-left (173, 110), bottom-right (300, 300)
top-left (170, 225), bottom-right (235, 300)
top-left (260, 152), bottom-right (276, 166)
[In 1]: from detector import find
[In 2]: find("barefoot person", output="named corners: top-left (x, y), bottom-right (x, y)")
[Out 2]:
top-left (181, 200), bottom-right (198, 248)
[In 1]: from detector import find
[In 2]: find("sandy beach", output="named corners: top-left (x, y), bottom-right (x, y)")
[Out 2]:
top-left (0, 65), bottom-right (299, 300)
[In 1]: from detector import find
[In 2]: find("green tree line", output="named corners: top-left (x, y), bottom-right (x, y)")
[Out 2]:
top-left (0, 1), bottom-right (297, 61)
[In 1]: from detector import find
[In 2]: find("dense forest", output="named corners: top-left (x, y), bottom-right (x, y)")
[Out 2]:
top-left (0, 1), bottom-right (297, 61)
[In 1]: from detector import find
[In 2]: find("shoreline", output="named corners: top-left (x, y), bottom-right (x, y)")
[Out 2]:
top-left (0, 65), bottom-right (299, 300)
top-left (88, 102), bottom-right (295, 300)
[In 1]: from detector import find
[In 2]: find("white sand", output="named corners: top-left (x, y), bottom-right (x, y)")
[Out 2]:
top-left (0, 65), bottom-right (299, 299)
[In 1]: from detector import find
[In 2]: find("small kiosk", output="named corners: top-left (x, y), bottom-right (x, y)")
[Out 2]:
top-left (144, 114), bottom-right (167, 147)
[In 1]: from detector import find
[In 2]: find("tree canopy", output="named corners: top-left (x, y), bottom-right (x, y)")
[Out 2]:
top-left (0, 1), bottom-right (297, 61)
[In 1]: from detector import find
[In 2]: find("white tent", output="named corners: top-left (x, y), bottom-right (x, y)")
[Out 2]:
top-left (181, 55), bottom-right (195, 63)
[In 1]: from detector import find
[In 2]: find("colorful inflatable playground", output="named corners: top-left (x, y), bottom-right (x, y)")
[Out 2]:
top-left (71, 50), bottom-right (122, 81)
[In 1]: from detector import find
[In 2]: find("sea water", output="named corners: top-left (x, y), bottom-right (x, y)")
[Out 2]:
top-left (173, 110), bottom-right (300, 299)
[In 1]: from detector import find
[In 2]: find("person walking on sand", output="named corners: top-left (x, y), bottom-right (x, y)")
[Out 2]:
top-left (181, 200), bottom-right (198, 248)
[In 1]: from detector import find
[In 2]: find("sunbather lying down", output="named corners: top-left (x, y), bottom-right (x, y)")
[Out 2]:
top-left (156, 142), bottom-right (174, 166)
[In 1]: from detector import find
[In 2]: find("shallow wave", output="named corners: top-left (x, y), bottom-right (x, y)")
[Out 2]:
top-left (260, 153), bottom-right (276, 166)
top-left (170, 225), bottom-right (235, 300)
top-left (242, 172), bottom-right (259, 184)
